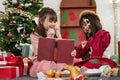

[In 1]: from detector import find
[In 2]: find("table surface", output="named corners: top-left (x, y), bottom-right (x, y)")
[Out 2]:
top-left (10, 76), bottom-right (120, 80)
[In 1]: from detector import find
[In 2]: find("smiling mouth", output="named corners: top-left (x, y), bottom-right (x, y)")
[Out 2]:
top-left (49, 26), bottom-right (55, 29)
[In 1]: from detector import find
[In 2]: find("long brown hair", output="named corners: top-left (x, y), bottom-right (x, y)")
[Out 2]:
top-left (79, 10), bottom-right (102, 39)
top-left (33, 7), bottom-right (57, 37)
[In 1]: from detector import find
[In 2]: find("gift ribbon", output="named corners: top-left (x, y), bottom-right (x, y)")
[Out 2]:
top-left (0, 61), bottom-right (7, 65)
top-left (16, 66), bottom-right (19, 77)
top-left (0, 51), bottom-right (7, 66)
top-left (23, 58), bottom-right (28, 75)
top-left (0, 52), bottom-right (2, 55)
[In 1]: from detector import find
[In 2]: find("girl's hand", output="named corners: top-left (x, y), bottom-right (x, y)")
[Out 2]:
top-left (73, 57), bottom-right (82, 64)
top-left (81, 40), bottom-right (87, 48)
top-left (47, 28), bottom-right (55, 38)
top-left (71, 49), bottom-right (76, 57)
top-left (55, 28), bottom-right (62, 39)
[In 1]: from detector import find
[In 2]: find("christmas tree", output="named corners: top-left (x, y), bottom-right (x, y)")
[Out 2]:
top-left (0, 8), bottom-right (35, 56)
top-left (0, 0), bottom-right (43, 56)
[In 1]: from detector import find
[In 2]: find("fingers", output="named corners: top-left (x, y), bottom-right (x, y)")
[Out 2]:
top-left (55, 28), bottom-right (62, 39)
top-left (81, 40), bottom-right (87, 48)
top-left (47, 28), bottom-right (55, 38)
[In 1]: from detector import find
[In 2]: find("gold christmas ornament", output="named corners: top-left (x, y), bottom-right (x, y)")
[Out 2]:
top-left (1, 28), bottom-right (5, 32)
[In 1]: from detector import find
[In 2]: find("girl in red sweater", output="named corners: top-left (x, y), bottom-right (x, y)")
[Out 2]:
top-left (71, 10), bottom-right (117, 75)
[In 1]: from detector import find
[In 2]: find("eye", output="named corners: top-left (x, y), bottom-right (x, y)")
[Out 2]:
top-left (82, 24), bottom-right (86, 29)
top-left (49, 20), bottom-right (52, 22)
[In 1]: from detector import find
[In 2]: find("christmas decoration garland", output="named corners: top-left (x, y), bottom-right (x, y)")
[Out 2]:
top-left (2, 0), bottom-right (43, 16)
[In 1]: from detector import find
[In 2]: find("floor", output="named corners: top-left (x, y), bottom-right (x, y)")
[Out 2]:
top-left (3, 65), bottom-right (120, 80)
top-left (11, 76), bottom-right (120, 80)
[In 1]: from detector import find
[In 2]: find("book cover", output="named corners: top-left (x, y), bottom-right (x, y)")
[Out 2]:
top-left (37, 38), bottom-right (55, 61)
top-left (56, 39), bottom-right (74, 65)
top-left (37, 38), bottom-right (74, 65)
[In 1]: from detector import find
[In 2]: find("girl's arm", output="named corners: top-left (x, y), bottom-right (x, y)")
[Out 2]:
top-left (90, 30), bottom-right (111, 57)
top-left (30, 33), bottom-right (40, 56)
top-left (71, 41), bottom-right (89, 64)
top-left (75, 42), bottom-right (89, 59)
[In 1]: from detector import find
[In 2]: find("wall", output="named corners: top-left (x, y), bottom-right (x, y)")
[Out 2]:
top-left (96, 0), bottom-right (114, 57)
top-left (0, 0), bottom-right (120, 56)
top-left (96, 0), bottom-right (120, 56)
top-left (0, 0), bottom-right (5, 12)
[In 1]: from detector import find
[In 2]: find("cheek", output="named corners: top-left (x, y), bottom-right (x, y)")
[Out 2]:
top-left (43, 22), bottom-right (49, 30)
top-left (88, 29), bottom-right (91, 33)
top-left (83, 29), bottom-right (87, 33)
top-left (83, 26), bottom-right (88, 31)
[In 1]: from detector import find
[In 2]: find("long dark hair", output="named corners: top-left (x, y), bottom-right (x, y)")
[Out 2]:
top-left (79, 10), bottom-right (102, 39)
top-left (33, 7), bottom-right (57, 37)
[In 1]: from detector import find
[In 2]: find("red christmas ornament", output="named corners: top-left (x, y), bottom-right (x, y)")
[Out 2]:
top-left (34, 0), bottom-right (38, 4)
top-left (17, 5), bottom-right (22, 9)
top-left (9, 22), bottom-right (14, 27)
top-left (23, 29), bottom-right (27, 35)
top-left (7, 32), bottom-right (12, 38)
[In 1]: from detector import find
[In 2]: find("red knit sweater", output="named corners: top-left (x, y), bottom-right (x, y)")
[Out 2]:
top-left (75, 29), bottom-right (111, 59)
top-left (74, 30), bottom-right (117, 68)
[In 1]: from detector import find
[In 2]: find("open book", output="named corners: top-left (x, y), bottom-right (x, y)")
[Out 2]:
top-left (37, 38), bottom-right (75, 65)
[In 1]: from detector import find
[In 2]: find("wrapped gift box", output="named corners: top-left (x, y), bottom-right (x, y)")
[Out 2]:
top-left (21, 44), bottom-right (34, 57)
top-left (23, 58), bottom-right (33, 75)
top-left (0, 53), bottom-right (15, 61)
top-left (0, 53), bottom-right (33, 76)
top-left (0, 53), bottom-right (23, 66)
top-left (0, 66), bottom-right (23, 78)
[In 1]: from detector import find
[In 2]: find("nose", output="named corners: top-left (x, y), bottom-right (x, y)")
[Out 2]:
top-left (52, 22), bottom-right (55, 25)
top-left (82, 25), bottom-right (86, 30)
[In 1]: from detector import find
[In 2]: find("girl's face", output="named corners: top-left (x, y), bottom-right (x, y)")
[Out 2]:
top-left (82, 21), bottom-right (91, 33)
top-left (42, 15), bottom-right (56, 30)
